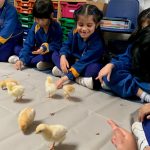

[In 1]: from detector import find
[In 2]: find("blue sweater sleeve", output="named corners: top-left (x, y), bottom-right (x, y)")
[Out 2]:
top-left (49, 22), bottom-right (62, 52)
top-left (0, 6), bottom-right (18, 44)
top-left (40, 22), bottom-right (62, 53)
top-left (19, 23), bottom-right (36, 65)
top-left (67, 38), bottom-right (105, 80)
top-left (111, 45), bottom-right (132, 70)
top-left (59, 31), bottom-right (73, 57)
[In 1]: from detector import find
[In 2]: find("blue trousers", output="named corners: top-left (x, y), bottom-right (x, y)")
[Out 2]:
top-left (103, 68), bottom-right (150, 98)
top-left (0, 33), bottom-right (23, 62)
top-left (52, 50), bottom-right (102, 78)
top-left (15, 46), bottom-right (53, 67)
top-left (143, 119), bottom-right (150, 145)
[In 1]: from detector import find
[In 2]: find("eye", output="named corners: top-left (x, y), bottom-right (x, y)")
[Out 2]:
top-left (87, 24), bottom-right (93, 27)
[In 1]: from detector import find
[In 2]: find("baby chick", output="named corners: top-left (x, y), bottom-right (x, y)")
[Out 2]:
top-left (6, 82), bottom-right (24, 101)
top-left (63, 84), bottom-right (75, 99)
top-left (18, 107), bottom-right (36, 133)
top-left (0, 79), bottom-right (18, 90)
top-left (35, 124), bottom-right (67, 150)
top-left (45, 76), bottom-right (57, 98)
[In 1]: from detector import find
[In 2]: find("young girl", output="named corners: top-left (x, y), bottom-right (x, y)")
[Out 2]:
top-left (96, 8), bottom-right (150, 103)
top-left (0, 0), bottom-right (23, 62)
top-left (52, 4), bottom-right (105, 89)
top-left (14, 0), bottom-right (62, 71)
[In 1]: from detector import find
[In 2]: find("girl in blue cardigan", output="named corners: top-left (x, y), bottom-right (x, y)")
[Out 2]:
top-left (14, 0), bottom-right (62, 71)
top-left (0, 0), bottom-right (23, 62)
top-left (53, 4), bottom-right (105, 89)
top-left (97, 8), bottom-right (150, 103)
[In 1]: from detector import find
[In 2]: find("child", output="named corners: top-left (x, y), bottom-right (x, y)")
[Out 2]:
top-left (52, 4), bottom-right (105, 89)
top-left (96, 8), bottom-right (150, 103)
top-left (14, 0), bottom-right (62, 71)
top-left (0, 0), bottom-right (23, 62)
top-left (108, 103), bottom-right (150, 150)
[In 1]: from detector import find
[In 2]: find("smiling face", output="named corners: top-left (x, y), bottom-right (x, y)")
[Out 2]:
top-left (76, 15), bottom-right (97, 41)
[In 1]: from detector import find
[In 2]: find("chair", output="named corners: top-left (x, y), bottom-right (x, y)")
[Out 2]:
top-left (101, 0), bottom-right (139, 33)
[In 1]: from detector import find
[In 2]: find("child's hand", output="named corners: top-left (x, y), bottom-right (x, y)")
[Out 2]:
top-left (14, 60), bottom-right (24, 70)
top-left (60, 55), bottom-right (69, 73)
top-left (55, 76), bottom-right (68, 89)
top-left (138, 103), bottom-right (150, 122)
top-left (95, 63), bottom-right (114, 83)
top-left (32, 48), bottom-right (44, 55)
top-left (107, 119), bottom-right (137, 150)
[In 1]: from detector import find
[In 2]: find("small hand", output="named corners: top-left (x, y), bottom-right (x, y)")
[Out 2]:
top-left (138, 103), bottom-right (150, 122)
top-left (32, 48), bottom-right (44, 55)
top-left (60, 55), bottom-right (69, 73)
top-left (55, 76), bottom-right (68, 89)
top-left (14, 60), bottom-right (24, 70)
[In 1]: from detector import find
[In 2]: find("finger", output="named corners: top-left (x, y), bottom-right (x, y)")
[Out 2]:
top-left (107, 119), bottom-right (119, 130)
top-left (147, 115), bottom-right (150, 120)
top-left (138, 112), bottom-right (145, 122)
top-left (107, 73), bottom-right (111, 82)
top-left (32, 51), bottom-right (39, 54)
top-left (95, 76), bottom-right (99, 80)
top-left (66, 61), bottom-right (69, 69)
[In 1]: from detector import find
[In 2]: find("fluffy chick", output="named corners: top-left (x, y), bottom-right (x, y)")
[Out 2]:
top-left (6, 82), bottom-right (24, 101)
top-left (0, 79), bottom-right (18, 90)
top-left (63, 84), bottom-right (75, 99)
top-left (45, 76), bottom-right (57, 98)
top-left (18, 107), bottom-right (35, 133)
top-left (35, 124), bottom-right (67, 150)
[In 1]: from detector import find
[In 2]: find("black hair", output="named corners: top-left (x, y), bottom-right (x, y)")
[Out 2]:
top-left (32, 0), bottom-right (54, 19)
top-left (131, 25), bottom-right (150, 82)
top-left (74, 4), bottom-right (103, 24)
top-left (129, 8), bottom-right (150, 43)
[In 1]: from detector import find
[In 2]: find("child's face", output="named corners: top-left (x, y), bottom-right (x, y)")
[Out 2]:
top-left (77, 15), bottom-right (97, 40)
top-left (35, 18), bottom-right (50, 28)
top-left (141, 19), bottom-right (150, 29)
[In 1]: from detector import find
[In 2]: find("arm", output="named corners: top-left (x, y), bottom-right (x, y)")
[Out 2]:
top-left (111, 45), bottom-right (132, 70)
top-left (67, 39), bottom-right (104, 80)
top-left (19, 23), bottom-right (36, 65)
top-left (59, 31), bottom-right (74, 57)
top-left (40, 22), bottom-right (63, 54)
top-left (0, 7), bottom-right (18, 44)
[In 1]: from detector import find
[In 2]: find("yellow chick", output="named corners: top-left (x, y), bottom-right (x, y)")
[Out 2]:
top-left (45, 76), bottom-right (57, 98)
top-left (18, 107), bottom-right (36, 133)
top-left (63, 84), bottom-right (75, 99)
top-left (35, 124), bottom-right (67, 150)
top-left (6, 82), bottom-right (24, 101)
top-left (0, 79), bottom-right (18, 90)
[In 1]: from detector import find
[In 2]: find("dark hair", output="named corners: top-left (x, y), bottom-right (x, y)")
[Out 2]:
top-left (131, 26), bottom-right (150, 82)
top-left (129, 8), bottom-right (150, 42)
top-left (32, 0), bottom-right (54, 19)
top-left (74, 4), bottom-right (103, 24)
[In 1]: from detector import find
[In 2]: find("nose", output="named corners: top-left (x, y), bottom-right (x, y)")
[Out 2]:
top-left (82, 26), bottom-right (87, 31)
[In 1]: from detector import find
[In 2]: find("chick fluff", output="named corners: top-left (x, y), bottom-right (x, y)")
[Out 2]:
top-left (35, 124), bottom-right (67, 150)
top-left (45, 76), bottom-right (57, 98)
top-left (18, 107), bottom-right (35, 133)
top-left (6, 82), bottom-right (24, 101)
top-left (63, 84), bottom-right (75, 99)
top-left (0, 79), bottom-right (18, 90)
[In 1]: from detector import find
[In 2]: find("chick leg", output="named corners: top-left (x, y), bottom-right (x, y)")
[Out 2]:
top-left (50, 142), bottom-right (55, 150)
top-left (48, 93), bottom-right (52, 98)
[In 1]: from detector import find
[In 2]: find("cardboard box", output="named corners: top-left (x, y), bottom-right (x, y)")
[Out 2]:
top-left (86, 0), bottom-right (107, 14)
